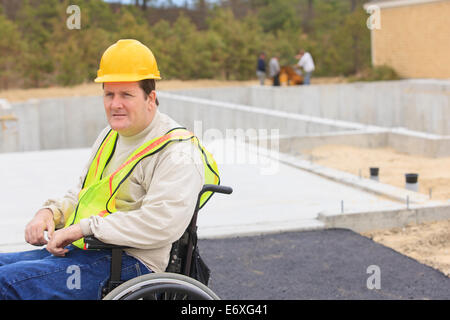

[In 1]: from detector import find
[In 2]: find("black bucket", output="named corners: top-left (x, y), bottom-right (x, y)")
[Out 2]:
top-left (405, 173), bottom-right (418, 184)
top-left (405, 173), bottom-right (419, 192)
top-left (370, 167), bottom-right (379, 177)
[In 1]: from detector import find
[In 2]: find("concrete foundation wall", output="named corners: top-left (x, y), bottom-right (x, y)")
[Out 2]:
top-left (158, 93), bottom-right (352, 137)
top-left (276, 130), bottom-right (450, 158)
top-left (2, 80), bottom-right (450, 153)
top-left (173, 80), bottom-right (450, 135)
top-left (318, 204), bottom-right (450, 233)
top-left (388, 131), bottom-right (450, 158)
top-left (1, 93), bottom-right (353, 153)
top-left (278, 132), bottom-right (389, 155)
top-left (1, 96), bottom-right (108, 153)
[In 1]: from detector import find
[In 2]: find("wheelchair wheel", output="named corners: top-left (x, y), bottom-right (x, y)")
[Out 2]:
top-left (103, 272), bottom-right (220, 300)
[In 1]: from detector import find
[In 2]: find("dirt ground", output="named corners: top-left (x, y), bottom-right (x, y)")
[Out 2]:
top-left (1, 78), bottom-right (448, 278)
top-left (0, 80), bottom-right (258, 102)
top-left (304, 145), bottom-right (450, 277)
top-left (363, 220), bottom-right (450, 277)
top-left (0, 76), bottom-right (346, 102)
top-left (305, 145), bottom-right (450, 200)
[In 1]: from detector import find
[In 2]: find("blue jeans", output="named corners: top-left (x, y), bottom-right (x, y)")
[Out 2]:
top-left (0, 245), bottom-right (151, 300)
top-left (304, 71), bottom-right (312, 85)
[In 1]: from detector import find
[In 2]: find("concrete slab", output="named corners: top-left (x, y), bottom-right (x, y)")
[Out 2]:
top-left (0, 139), bottom-right (403, 251)
top-left (197, 139), bottom-right (404, 239)
top-left (0, 148), bottom-right (90, 252)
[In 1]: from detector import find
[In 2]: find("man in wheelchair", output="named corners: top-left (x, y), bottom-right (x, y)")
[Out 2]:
top-left (0, 39), bottom-right (226, 300)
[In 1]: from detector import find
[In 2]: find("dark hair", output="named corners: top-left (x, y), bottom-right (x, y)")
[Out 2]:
top-left (102, 79), bottom-right (159, 106)
top-left (139, 79), bottom-right (159, 106)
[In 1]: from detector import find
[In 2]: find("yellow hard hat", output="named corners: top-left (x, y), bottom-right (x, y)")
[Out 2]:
top-left (94, 39), bottom-right (161, 83)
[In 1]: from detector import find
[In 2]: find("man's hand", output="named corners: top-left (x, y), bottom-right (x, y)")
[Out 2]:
top-left (46, 224), bottom-right (83, 256)
top-left (25, 208), bottom-right (55, 246)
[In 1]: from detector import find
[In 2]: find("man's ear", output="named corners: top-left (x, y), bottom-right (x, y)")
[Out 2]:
top-left (147, 91), bottom-right (157, 109)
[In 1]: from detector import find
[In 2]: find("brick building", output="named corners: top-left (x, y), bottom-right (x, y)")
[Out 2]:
top-left (364, 0), bottom-right (450, 79)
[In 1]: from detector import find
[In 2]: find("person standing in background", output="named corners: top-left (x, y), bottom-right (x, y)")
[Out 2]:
top-left (269, 55), bottom-right (280, 87)
top-left (256, 52), bottom-right (266, 85)
top-left (295, 49), bottom-right (315, 85)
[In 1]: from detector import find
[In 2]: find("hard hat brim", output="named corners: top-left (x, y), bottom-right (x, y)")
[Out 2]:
top-left (94, 73), bottom-right (161, 83)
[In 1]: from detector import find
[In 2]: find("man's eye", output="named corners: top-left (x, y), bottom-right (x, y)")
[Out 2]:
top-left (105, 93), bottom-right (113, 97)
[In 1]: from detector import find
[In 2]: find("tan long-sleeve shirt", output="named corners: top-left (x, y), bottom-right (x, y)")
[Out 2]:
top-left (43, 111), bottom-right (205, 273)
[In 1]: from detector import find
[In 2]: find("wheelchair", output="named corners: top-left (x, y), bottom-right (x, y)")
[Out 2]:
top-left (84, 184), bottom-right (232, 300)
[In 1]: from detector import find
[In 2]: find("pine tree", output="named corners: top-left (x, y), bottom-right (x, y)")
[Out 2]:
top-left (0, 10), bottom-right (26, 89)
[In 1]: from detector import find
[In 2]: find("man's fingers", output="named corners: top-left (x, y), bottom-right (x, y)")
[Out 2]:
top-left (26, 224), bottom-right (47, 246)
top-left (46, 240), bottom-right (68, 257)
top-left (25, 215), bottom-right (55, 246)
top-left (47, 220), bottom-right (55, 239)
top-left (24, 222), bottom-right (35, 244)
top-left (24, 228), bottom-right (31, 244)
top-left (49, 248), bottom-right (67, 257)
top-left (33, 236), bottom-right (47, 246)
top-left (34, 228), bottom-right (46, 244)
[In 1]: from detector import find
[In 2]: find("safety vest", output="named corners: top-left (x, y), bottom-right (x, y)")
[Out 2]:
top-left (65, 127), bottom-right (220, 249)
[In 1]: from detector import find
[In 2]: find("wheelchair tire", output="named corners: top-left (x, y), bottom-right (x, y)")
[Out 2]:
top-left (103, 272), bottom-right (220, 300)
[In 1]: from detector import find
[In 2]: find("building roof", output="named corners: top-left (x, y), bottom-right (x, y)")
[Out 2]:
top-left (364, 0), bottom-right (447, 9)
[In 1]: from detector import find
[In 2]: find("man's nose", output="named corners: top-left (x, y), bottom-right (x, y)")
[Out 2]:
top-left (110, 95), bottom-right (123, 109)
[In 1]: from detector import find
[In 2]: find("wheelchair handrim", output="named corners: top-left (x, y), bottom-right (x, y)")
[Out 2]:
top-left (106, 277), bottom-right (219, 300)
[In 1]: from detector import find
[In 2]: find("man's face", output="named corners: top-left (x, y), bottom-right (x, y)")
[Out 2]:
top-left (103, 82), bottom-right (156, 137)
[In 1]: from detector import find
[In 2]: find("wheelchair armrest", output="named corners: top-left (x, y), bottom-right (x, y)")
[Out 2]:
top-left (84, 236), bottom-right (129, 250)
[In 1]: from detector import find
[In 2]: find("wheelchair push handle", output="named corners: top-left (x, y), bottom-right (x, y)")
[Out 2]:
top-left (201, 184), bottom-right (233, 195)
